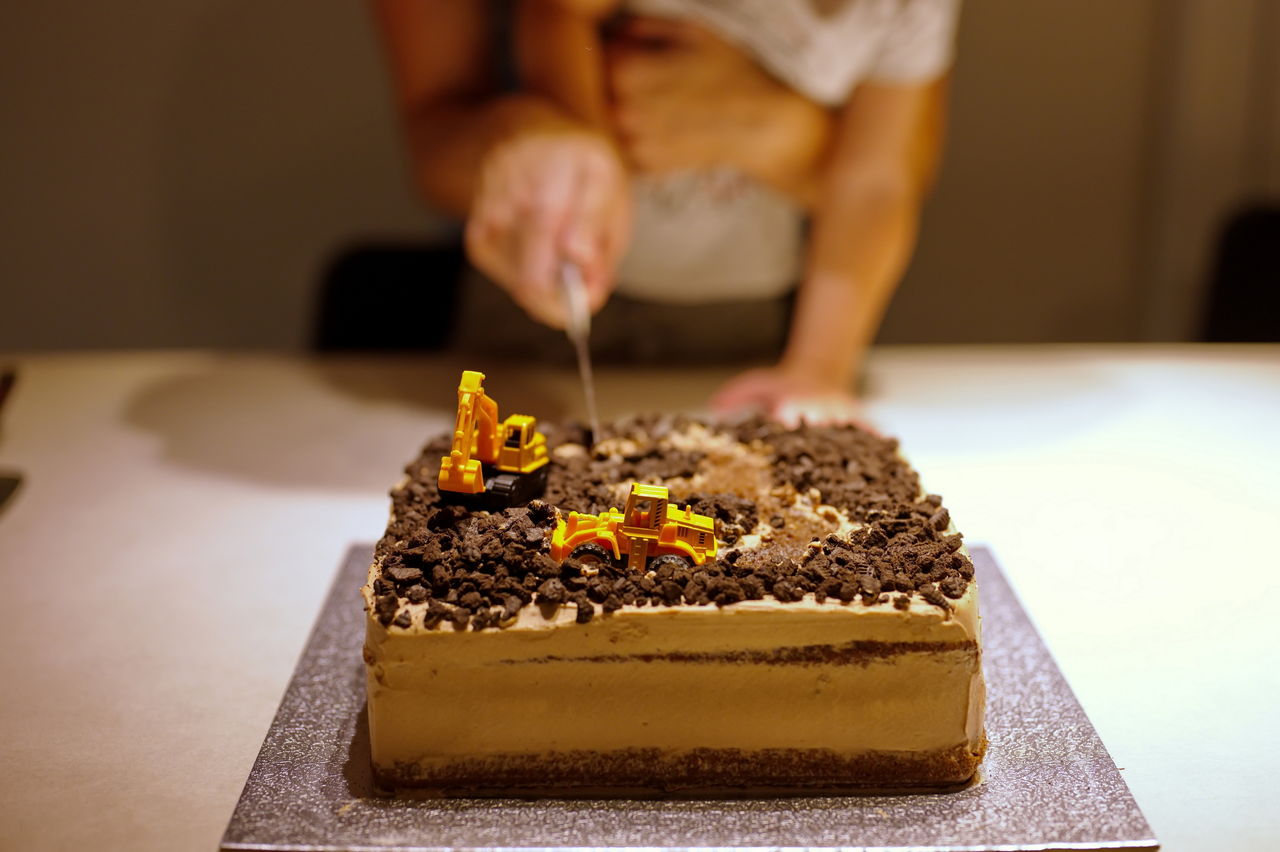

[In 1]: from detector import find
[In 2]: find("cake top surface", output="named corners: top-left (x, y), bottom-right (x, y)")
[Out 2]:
top-left (366, 415), bottom-right (975, 632)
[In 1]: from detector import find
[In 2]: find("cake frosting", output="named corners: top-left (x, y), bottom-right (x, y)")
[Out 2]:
top-left (362, 415), bottom-right (986, 794)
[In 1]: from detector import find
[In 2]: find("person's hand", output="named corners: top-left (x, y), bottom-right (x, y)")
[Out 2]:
top-left (606, 17), bottom-right (829, 193)
top-left (465, 126), bottom-right (631, 328)
top-left (711, 365), bottom-right (867, 429)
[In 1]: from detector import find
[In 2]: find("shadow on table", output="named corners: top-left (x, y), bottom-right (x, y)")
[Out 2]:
top-left (121, 349), bottom-right (1136, 494)
top-left (120, 356), bottom-right (571, 493)
top-left (343, 703), bottom-right (379, 799)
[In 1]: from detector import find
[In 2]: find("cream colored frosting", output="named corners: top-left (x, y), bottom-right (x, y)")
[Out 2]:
top-left (363, 580), bottom-right (983, 768)
top-left (363, 422), bottom-right (985, 784)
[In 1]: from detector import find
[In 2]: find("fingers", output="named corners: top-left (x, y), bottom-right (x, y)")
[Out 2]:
top-left (564, 151), bottom-right (630, 310)
top-left (711, 369), bottom-right (868, 429)
top-left (710, 369), bottom-right (778, 416)
top-left (773, 396), bottom-right (868, 429)
top-left (465, 132), bottom-right (629, 328)
top-left (515, 158), bottom-right (577, 316)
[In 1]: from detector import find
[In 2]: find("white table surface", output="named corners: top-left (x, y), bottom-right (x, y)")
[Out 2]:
top-left (0, 345), bottom-right (1276, 851)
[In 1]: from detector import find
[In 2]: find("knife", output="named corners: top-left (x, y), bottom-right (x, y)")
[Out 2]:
top-left (560, 261), bottom-right (600, 446)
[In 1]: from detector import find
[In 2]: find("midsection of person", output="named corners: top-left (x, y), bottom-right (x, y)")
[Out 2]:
top-left (372, 0), bottom-right (959, 422)
top-left (613, 0), bottom-right (953, 305)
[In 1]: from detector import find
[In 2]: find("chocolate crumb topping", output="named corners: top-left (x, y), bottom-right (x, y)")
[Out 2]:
top-left (370, 417), bottom-right (972, 628)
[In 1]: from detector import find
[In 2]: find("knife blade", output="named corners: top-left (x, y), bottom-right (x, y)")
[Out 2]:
top-left (560, 261), bottom-right (600, 446)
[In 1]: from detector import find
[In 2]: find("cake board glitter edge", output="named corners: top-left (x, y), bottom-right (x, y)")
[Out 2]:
top-left (220, 544), bottom-right (1159, 852)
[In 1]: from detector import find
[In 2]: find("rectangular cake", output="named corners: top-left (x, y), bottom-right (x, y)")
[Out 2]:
top-left (362, 415), bottom-right (985, 795)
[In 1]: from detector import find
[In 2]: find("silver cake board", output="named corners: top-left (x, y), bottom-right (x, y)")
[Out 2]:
top-left (220, 545), bottom-right (1158, 852)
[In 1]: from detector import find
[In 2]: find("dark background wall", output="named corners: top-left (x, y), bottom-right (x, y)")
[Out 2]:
top-left (1, 0), bottom-right (1277, 350)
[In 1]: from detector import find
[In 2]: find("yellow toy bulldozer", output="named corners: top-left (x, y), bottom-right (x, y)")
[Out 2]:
top-left (551, 483), bottom-right (717, 573)
top-left (438, 370), bottom-right (549, 507)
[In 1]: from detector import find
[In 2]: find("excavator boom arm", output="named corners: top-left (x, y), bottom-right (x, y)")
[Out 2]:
top-left (439, 370), bottom-right (501, 494)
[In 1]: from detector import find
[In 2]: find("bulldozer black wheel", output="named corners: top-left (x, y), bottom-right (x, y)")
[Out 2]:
top-left (649, 554), bottom-right (692, 572)
top-left (570, 542), bottom-right (615, 567)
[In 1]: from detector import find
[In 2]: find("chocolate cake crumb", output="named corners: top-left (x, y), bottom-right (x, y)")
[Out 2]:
top-left (658, 580), bottom-right (683, 606)
top-left (536, 578), bottom-right (567, 605)
top-left (424, 600), bottom-right (451, 629)
top-left (393, 609), bottom-right (413, 629)
top-left (386, 564), bottom-right (424, 585)
top-left (940, 576), bottom-right (967, 599)
top-left (772, 580), bottom-right (800, 603)
top-left (374, 593), bottom-right (399, 625)
top-left (574, 595), bottom-right (595, 624)
top-left (373, 417), bottom-right (973, 628)
top-left (919, 583), bottom-right (951, 611)
top-left (740, 575), bottom-right (765, 600)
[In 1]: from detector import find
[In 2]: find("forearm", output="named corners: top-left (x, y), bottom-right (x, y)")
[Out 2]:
top-left (402, 94), bottom-right (582, 218)
top-left (782, 178), bottom-right (920, 386)
top-left (516, 0), bottom-right (611, 127)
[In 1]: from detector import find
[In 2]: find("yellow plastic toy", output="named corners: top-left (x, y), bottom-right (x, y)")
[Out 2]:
top-left (438, 370), bottom-right (549, 506)
top-left (551, 483), bottom-right (717, 573)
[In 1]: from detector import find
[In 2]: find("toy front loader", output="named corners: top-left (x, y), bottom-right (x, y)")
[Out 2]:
top-left (551, 483), bottom-right (717, 573)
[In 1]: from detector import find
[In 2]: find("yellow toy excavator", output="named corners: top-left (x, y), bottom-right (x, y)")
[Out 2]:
top-left (438, 370), bottom-right (549, 507)
top-left (550, 483), bottom-right (717, 573)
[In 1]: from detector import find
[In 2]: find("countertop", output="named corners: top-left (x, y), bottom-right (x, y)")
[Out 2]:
top-left (0, 345), bottom-right (1276, 851)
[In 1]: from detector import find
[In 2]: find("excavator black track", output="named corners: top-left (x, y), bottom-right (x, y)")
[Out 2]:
top-left (437, 369), bottom-right (550, 509)
top-left (444, 463), bottom-right (550, 510)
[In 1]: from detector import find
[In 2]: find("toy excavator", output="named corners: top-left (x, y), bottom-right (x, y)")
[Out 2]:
top-left (551, 483), bottom-right (717, 573)
top-left (438, 370), bottom-right (549, 508)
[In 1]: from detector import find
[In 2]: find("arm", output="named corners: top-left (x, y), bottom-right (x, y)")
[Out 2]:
top-left (605, 17), bottom-right (833, 209)
top-left (373, 0), bottom-right (548, 216)
top-left (713, 77), bottom-right (948, 421)
top-left (371, 0), bottom-right (630, 324)
top-left (785, 77), bottom-right (946, 385)
top-left (516, 0), bottom-right (616, 127)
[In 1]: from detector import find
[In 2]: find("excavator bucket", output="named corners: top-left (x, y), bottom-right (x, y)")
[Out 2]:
top-left (438, 450), bottom-right (483, 494)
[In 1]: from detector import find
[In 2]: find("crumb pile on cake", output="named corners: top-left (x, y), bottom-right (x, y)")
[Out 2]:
top-left (362, 415), bottom-right (986, 794)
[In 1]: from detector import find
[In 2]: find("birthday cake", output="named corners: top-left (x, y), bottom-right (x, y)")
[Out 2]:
top-left (361, 378), bottom-right (985, 795)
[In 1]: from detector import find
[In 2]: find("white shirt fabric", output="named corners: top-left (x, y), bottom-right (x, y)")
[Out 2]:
top-left (614, 0), bottom-right (961, 304)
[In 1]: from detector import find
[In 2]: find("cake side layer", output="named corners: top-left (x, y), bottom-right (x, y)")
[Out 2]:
top-left (364, 584), bottom-right (985, 763)
top-left (374, 742), bottom-right (988, 795)
top-left (363, 578), bottom-right (979, 658)
top-left (365, 648), bottom-right (983, 759)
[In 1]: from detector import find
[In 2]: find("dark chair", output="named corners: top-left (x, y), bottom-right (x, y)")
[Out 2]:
top-left (313, 242), bottom-right (466, 351)
top-left (1202, 205), bottom-right (1280, 342)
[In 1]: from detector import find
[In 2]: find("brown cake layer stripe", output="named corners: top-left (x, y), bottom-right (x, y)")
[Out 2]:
top-left (378, 741), bottom-right (988, 796)
top-left (505, 639), bottom-right (978, 666)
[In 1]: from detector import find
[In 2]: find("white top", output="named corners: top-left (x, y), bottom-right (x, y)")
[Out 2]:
top-left (616, 0), bottom-right (962, 303)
